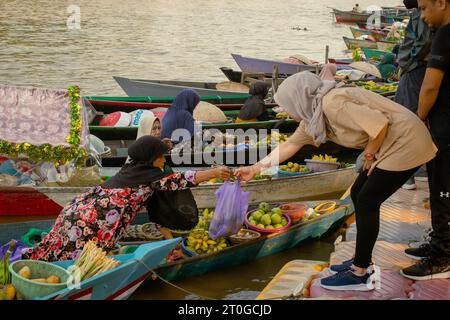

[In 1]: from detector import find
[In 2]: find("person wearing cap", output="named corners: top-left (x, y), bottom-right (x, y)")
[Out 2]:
top-left (236, 71), bottom-right (436, 291)
top-left (353, 4), bottom-right (362, 12)
top-left (22, 136), bottom-right (231, 262)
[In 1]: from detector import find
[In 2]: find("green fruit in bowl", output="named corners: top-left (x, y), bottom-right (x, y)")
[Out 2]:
top-left (266, 225), bottom-right (274, 230)
top-left (281, 218), bottom-right (288, 226)
top-left (251, 210), bottom-right (264, 222)
top-left (274, 224), bottom-right (283, 229)
top-left (271, 214), bottom-right (282, 225)
top-left (257, 224), bottom-right (265, 229)
top-left (271, 207), bottom-right (282, 216)
top-left (260, 214), bottom-right (272, 226)
top-left (258, 202), bottom-right (270, 213)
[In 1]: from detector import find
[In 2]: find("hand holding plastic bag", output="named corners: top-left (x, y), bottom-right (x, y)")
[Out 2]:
top-left (208, 179), bottom-right (249, 240)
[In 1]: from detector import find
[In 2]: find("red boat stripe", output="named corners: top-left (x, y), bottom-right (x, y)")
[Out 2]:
top-left (0, 187), bottom-right (63, 216)
top-left (106, 271), bottom-right (151, 300)
top-left (69, 287), bottom-right (93, 300)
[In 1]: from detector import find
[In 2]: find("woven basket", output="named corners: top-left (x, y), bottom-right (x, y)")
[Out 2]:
top-left (168, 229), bottom-right (192, 238)
top-left (228, 229), bottom-right (261, 245)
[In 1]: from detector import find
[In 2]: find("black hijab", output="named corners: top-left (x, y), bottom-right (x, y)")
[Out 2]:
top-left (249, 81), bottom-right (270, 99)
top-left (102, 136), bottom-right (169, 189)
top-left (238, 81), bottom-right (270, 121)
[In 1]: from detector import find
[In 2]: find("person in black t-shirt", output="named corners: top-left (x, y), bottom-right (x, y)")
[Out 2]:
top-left (402, 0), bottom-right (450, 281)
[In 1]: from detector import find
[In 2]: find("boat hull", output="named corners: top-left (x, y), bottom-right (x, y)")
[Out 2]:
top-left (343, 36), bottom-right (396, 51)
top-left (0, 167), bottom-right (357, 216)
top-left (231, 54), bottom-right (320, 76)
top-left (39, 239), bottom-right (180, 300)
top-left (332, 8), bottom-right (394, 24)
top-left (149, 203), bottom-right (354, 283)
top-left (114, 76), bottom-right (247, 97)
top-left (349, 27), bottom-right (387, 41)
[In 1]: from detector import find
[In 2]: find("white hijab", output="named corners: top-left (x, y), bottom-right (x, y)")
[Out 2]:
top-left (274, 71), bottom-right (336, 145)
top-left (125, 112), bottom-right (158, 164)
top-left (136, 112), bottom-right (157, 139)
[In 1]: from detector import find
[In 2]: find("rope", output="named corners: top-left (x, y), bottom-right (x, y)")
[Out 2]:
top-left (134, 259), bottom-right (216, 300)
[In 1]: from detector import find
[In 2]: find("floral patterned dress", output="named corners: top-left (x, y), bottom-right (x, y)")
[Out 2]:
top-left (23, 171), bottom-right (196, 262)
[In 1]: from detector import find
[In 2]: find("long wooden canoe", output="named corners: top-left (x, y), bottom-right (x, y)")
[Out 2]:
top-left (113, 76), bottom-right (250, 97)
top-left (331, 8), bottom-right (395, 24)
top-left (101, 141), bottom-right (358, 168)
top-left (0, 166), bottom-right (357, 217)
top-left (349, 26), bottom-right (388, 41)
top-left (0, 201), bottom-right (354, 288)
top-left (88, 120), bottom-right (299, 140)
top-left (86, 98), bottom-right (279, 114)
top-left (343, 36), bottom-right (396, 51)
top-left (231, 54), bottom-right (321, 75)
top-left (85, 94), bottom-right (251, 105)
top-left (148, 201), bottom-right (355, 284)
top-left (362, 47), bottom-right (390, 60)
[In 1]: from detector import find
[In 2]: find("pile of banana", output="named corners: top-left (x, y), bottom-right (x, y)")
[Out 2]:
top-left (356, 81), bottom-right (397, 93)
top-left (186, 229), bottom-right (228, 255)
top-left (256, 132), bottom-right (288, 147)
top-left (185, 208), bottom-right (229, 254)
top-left (275, 112), bottom-right (289, 119)
top-left (311, 154), bottom-right (338, 162)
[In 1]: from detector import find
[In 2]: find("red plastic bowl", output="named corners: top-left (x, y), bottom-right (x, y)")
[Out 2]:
top-left (245, 210), bottom-right (292, 233)
top-left (280, 203), bottom-right (307, 223)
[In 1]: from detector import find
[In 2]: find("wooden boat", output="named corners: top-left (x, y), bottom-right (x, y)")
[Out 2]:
top-left (231, 54), bottom-right (320, 76)
top-left (147, 201), bottom-right (355, 284)
top-left (362, 47), bottom-right (390, 60)
top-left (36, 239), bottom-right (179, 300)
top-left (88, 119), bottom-right (299, 141)
top-left (0, 200), bottom-right (355, 289)
top-left (85, 94), bottom-right (251, 106)
top-left (343, 36), bottom-right (396, 51)
top-left (86, 98), bottom-right (279, 114)
top-left (327, 58), bottom-right (353, 65)
top-left (0, 166), bottom-right (358, 217)
top-left (331, 8), bottom-right (394, 24)
top-left (102, 139), bottom-right (357, 167)
top-left (349, 26), bottom-right (388, 41)
top-left (113, 76), bottom-right (250, 97)
top-left (356, 22), bottom-right (394, 30)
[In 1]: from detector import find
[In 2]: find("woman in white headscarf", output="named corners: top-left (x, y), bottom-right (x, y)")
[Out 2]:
top-left (125, 112), bottom-right (172, 164)
top-left (235, 71), bottom-right (436, 291)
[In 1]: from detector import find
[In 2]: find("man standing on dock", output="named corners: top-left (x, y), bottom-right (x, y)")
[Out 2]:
top-left (395, 0), bottom-right (433, 190)
top-left (402, 0), bottom-right (450, 281)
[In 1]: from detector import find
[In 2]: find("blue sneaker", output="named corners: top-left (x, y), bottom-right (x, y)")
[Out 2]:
top-left (329, 258), bottom-right (354, 274)
top-left (320, 269), bottom-right (375, 291)
top-left (329, 259), bottom-right (374, 275)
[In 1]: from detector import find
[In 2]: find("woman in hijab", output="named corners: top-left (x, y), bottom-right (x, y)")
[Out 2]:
top-left (319, 63), bottom-right (337, 81)
top-left (236, 81), bottom-right (270, 123)
top-left (235, 71), bottom-right (436, 291)
top-left (23, 136), bottom-right (231, 262)
top-left (161, 89), bottom-right (200, 143)
top-left (377, 53), bottom-right (398, 81)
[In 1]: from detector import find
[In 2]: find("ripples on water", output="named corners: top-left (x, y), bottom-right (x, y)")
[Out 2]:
top-left (1, 0), bottom-right (401, 95)
top-left (1, 0), bottom-right (396, 299)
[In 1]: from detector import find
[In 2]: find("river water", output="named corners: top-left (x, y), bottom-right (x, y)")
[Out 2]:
top-left (1, 0), bottom-right (402, 96)
top-left (1, 0), bottom-right (399, 299)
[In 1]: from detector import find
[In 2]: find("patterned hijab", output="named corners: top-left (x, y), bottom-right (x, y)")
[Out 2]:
top-left (274, 71), bottom-right (336, 145)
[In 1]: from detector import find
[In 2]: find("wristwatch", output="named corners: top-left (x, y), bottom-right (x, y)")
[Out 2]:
top-left (364, 153), bottom-right (376, 161)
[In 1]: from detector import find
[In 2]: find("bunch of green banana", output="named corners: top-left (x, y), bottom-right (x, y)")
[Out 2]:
top-left (196, 208), bottom-right (214, 230)
top-left (0, 240), bottom-right (16, 285)
top-left (186, 229), bottom-right (228, 254)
